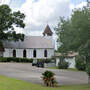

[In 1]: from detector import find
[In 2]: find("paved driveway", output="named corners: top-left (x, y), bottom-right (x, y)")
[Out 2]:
top-left (0, 63), bottom-right (88, 85)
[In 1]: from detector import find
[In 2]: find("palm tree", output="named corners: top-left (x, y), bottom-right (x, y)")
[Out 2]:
top-left (42, 71), bottom-right (57, 87)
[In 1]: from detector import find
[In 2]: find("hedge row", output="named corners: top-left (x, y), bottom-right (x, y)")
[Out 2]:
top-left (0, 57), bottom-right (52, 63)
top-left (37, 59), bottom-right (51, 63)
top-left (58, 61), bottom-right (69, 69)
top-left (0, 57), bottom-right (33, 63)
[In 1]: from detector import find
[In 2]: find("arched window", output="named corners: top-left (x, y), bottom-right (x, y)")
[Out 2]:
top-left (23, 49), bottom-right (26, 58)
top-left (13, 49), bottom-right (16, 57)
top-left (33, 49), bottom-right (36, 58)
top-left (44, 50), bottom-right (47, 57)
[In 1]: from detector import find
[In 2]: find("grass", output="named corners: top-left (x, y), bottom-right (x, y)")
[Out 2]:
top-left (66, 68), bottom-right (79, 71)
top-left (0, 75), bottom-right (90, 90)
top-left (48, 67), bottom-right (79, 71)
top-left (48, 67), bottom-right (58, 69)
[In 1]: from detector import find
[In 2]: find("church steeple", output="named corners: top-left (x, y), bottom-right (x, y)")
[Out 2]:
top-left (43, 25), bottom-right (53, 36)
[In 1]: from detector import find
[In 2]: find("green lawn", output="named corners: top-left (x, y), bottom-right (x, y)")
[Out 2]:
top-left (0, 76), bottom-right (90, 90)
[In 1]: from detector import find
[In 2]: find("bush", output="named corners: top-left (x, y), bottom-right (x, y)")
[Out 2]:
top-left (0, 57), bottom-right (7, 62)
top-left (0, 57), bottom-right (52, 63)
top-left (42, 70), bottom-right (57, 87)
top-left (37, 59), bottom-right (51, 63)
top-left (7, 57), bottom-right (18, 62)
top-left (58, 61), bottom-right (69, 69)
top-left (44, 59), bottom-right (51, 63)
top-left (86, 63), bottom-right (90, 77)
top-left (0, 57), bottom-right (33, 63)
top-left (75, 55), bottom-right (86, 71)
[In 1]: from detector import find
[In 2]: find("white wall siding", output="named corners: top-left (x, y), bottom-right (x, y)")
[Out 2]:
top-left (3, 48), bottom-right (12, 57)
top-left (37, 49), bottom-right (44, 59)
top-left (56, 58), bottom-right (60, 66)
top-left (3, 48), bottom-right (54, 59)
top-left (36, 49), bottom-right (54, 59)
top-left (65, 57), bottom-right (76, 68)
top-left (26, 49), bottom-right (33, 58)
top-left (16, 49), bottom-right (23, 58)
top-left (47, 49), bottom-right (54, 58)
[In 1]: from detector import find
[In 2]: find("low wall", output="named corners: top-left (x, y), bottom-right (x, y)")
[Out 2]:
top-left (56, 57), bottom-right (76, 68)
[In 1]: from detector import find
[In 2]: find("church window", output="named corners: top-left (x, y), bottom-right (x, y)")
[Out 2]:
top-left (44, 50), bottom-right (47, 57)
top-left (13, 49), bottom-right (16, 57)
top-left (23, 49), bottom-right (26, 58)
top-left (33, 49), bottom-right (36, 57)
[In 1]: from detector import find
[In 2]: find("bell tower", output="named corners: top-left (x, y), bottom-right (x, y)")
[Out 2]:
top-left (43, 25), bottom-right (54, 46)
top-left (43, 25), bottom-right (53, 36)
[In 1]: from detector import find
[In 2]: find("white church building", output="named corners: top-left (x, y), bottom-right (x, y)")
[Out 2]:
top-left (0, 25), bottom-right (55, 59)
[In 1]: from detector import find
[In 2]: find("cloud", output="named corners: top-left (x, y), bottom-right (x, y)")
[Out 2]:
top-left (9, 0), bottom-right (26, 8)
top-left (70, 1), bottom-right (87, 10)
top-left (18, 0), bottom-right (72, 36)
top-left (0, 0), bottom-right (88, 36)
top-left (0, 0), bottom-right (10, 5)
top-left (76, 2), bottom-right (87, 8)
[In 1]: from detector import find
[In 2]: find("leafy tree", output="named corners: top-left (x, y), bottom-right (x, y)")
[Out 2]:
top-left (55, 6), bottom-right (90, 65)
top-left (0, 5), bottom-right (25, 42)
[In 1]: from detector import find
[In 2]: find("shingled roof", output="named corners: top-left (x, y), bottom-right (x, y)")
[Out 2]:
top-left (43, 25), bottom-right (53, 36)
top-left (3, 36), bottom-right (54, 49)
top-left (55, 52), bottom-right (78, 58)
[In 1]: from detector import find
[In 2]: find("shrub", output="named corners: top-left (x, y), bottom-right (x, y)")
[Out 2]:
top-left (0, 57), bottom-right (33, 63)
top-left (37, 59), bottom-right (51, 63)
top-left (58, 55), bottom-right (69, 69)
top-left (42, 70), bottom-right (57, 87)
top-left (58, 61), bottom-right (69, 69)
top-left (44, 59), bottom-right (51, 63)
top-left (75, 55), bottom-right (86, 71)
top-left (7, 57), bottom-right (18, 62)
top-left (0, 57), bottom-right (7, 62)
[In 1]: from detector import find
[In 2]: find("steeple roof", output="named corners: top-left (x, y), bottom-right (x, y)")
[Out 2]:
top-left (43, 25), bottom-right (53, 36)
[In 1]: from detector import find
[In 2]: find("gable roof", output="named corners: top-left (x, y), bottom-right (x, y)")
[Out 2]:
top-left (3, 36), bottom-right (54, 49)
top-left (55, 52), bottom-right (78, 58)
top-left (43, 25), bottom-right (53, 36)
